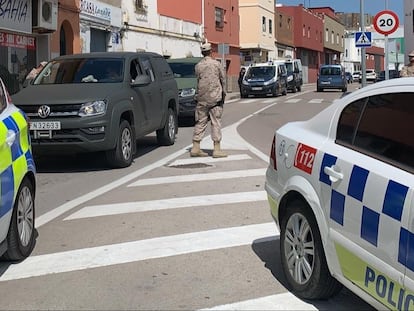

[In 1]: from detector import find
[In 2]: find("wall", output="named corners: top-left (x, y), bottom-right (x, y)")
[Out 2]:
top-left (50, 0), bottom-right (81, 58)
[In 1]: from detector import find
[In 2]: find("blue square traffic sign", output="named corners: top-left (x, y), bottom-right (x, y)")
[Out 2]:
top-left (355, 32), bottom-right (372, 47)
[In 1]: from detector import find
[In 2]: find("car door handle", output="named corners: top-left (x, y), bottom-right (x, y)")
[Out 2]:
top-left (324, 165), bottom-right (343, 183)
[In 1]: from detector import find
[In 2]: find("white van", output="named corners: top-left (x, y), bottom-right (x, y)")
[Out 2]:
top-left (240, 61), bottom-right (288, 98)
top-left (284, 58), bottom-right (303, 92)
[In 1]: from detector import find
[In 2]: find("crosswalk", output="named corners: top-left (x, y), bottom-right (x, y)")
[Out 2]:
top-left (238, 97), bottom-right (327, 105)
top-left (0, 100), bottom-right (373, 310)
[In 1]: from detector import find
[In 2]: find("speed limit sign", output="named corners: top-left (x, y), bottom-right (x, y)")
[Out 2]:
top-left (373, 10), bottom-right (399, 35)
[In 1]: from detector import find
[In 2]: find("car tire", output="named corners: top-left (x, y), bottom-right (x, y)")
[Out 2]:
top-left (280, 200), bottom-right (343, 299)
top-left (292, 85), bottom-right (297, 93)
top-left (2, 177), bottom-right (35, 261)
top-left (317, 88), bottom-right (323, 92)
top-left (342, 87), bottom-right (347, 92)
top-left (106, 120), bottom-right (134, 168)
top-left (157, 108), bottom-right (177, 146)
top-left (282, 86), bottom-right (287, 96)
top-left (297, 85), bottom-right (301, 92)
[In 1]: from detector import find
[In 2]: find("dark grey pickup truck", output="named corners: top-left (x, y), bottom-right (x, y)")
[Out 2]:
top-left (12, 52), bottom-right (179, 168)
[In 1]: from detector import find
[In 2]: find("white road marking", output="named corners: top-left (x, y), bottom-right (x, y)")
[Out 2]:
top-left (201, 292), bottom-right (318, 310)
top-left (285, 98), bottom-right (301, 103)
top-left (262, 98), bottom-right (276, 104)
top-left (0, 223), bottom-right (278, 282)
top-left (167, 154), bottom-right (251, 166)
top-left (64, 191), bottom-right (267, 220)
top-left (309, 98), bottom-right (323, 103)
top-left (128, 168), bottom-right (267, 187)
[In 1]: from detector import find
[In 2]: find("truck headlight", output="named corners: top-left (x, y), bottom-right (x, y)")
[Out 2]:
top-left (78, 100), bottom-right (107, 117)
top-left (263, 78), bottom-right (276, 86)
top-left (287, 75), bottom-right (293, 82)
top-left (180, 88), bottom-right (196, 97)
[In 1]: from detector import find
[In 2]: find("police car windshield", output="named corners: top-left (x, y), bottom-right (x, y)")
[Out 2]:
top-left (32, 58), bottom-right (125, 84)
top-left (245, 66), bottom-right (275, 80)
top-left (285, 63), bottom-right (294, 72)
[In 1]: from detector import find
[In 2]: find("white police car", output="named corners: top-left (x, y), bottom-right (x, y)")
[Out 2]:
top-left (265, 77), bottom-right (414, 309)
top-left (0, 78), bottom-right (36, 261)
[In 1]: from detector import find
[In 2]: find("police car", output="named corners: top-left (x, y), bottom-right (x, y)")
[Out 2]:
top-left (0, 78), bottom-right (36, 261)
top-left (265, 77), bottom-right (414, 309)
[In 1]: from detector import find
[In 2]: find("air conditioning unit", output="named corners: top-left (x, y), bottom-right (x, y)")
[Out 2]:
top-left (32, 0), bottom-right (58, 33)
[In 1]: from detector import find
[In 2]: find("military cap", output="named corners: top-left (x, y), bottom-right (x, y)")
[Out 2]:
top-left (409, 50), bottom-right (414, 57)
top-left (201, 42), bottom-right (211, 52)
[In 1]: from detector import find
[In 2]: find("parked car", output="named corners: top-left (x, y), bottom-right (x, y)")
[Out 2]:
top-left (265, 77), bottom-right (414, 310)
top-left (0, 77), bottom-right (36, 261)
top-left (376, 69), bottom-right (400, 82)
top-left (317, 64), bottom-right (347, 92)
top-left (167, 57), bottom-right (202, 121)
top-left (359, 69), bottom-right (377, 83)
top-left (352, 71), bottom-right (361, 81)
top-left (12, 52), bottom-right (179, 168)
top-left (241, 61), bottom-right (288, 98)
top-left (284, 58), bottom-right (303, 93)
top-left (345, 71), bottom-right (353, 83)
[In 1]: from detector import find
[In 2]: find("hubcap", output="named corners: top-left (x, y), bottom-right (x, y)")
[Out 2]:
top-left (168, 114), bottom-right (175, 139)
top-left (284, 213), bottom-right (315, 285)
top-left (17, 186), bottom-right (34, 247)
top-left (121, 127), bottom-right (132, 160)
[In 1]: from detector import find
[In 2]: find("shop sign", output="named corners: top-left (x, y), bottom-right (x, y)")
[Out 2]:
top-left (80, 0), bottom-right (111, 22)
top-left (0, 32), bottom-right (35, 50)
top-left (0, 0), bottom-right (32, 34)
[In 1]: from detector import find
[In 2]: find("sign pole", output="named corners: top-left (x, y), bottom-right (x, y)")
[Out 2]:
top-left (360, 0), bottom-right (366, 87)
top-left (384, 0), bottom-right (389, 80)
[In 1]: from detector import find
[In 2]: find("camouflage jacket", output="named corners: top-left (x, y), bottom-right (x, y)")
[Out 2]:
top-left (400, 64), bottom-right (414, 77)
top-left (195, 56), bottom-right (225, 104)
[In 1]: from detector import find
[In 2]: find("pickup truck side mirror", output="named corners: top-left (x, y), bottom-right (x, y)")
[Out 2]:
top-left (131, 74), bottom-right (151, 86)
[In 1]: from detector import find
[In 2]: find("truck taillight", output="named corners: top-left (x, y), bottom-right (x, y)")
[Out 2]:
top-left (270, 135), bottom-right (277, 170)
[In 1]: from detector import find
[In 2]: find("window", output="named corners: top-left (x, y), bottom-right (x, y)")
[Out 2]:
top-left (287, 18), bottom-right (291, 30)
top-left (140, 57), bottom-right (155, 82)
top-left (331, 31), bottom-right (334, 44)
top-left (215, 7), bottom-right (224, 28)
top-left (326, 28), bottom-right (329, 42)
top-left (308, 27), bottom-right (310, 38)
top-left (279, 14), bottom-right (282, 28)
top-left (262, 16), bottom-right (266, 32)
top-left (337, 33), bottom-right (339, 44)
top-left (269, 19), bottom-right (273, 34)
top-left (135, 0), bottom-right (146, 12)
top-left (303, 25), bottom-right (306, 37)
top-left (337, 93), bottom-right (414, 170)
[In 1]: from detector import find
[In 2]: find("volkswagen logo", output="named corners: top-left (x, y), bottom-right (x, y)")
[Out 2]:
top-left (38, 105), bottom-right (51, 118)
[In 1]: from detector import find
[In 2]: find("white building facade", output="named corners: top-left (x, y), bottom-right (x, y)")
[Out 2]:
top-left (80, 0), bottom-right (123, 53)
top-left (121, 1), bottom-right (202, 58)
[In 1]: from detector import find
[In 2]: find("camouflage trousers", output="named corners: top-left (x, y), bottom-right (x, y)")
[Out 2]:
top-left (192, 101), bottom-right (223, 142)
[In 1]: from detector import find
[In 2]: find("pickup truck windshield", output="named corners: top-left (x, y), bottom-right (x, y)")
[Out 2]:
top-left (33, 58), bottom-right (125, 84)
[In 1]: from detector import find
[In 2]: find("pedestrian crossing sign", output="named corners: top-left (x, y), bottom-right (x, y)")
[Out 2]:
top-left (355, 32), bottom-right (372, 47)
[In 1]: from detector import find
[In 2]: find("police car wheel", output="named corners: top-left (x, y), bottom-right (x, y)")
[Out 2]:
top-left (157, 108), bottom-right (177, 146)
top-left (3, 177), bottom-right (35, 261)
top-left (280, 200), bottom-right (342, 299)
top-left (106, 120), bottom-right (134, 168)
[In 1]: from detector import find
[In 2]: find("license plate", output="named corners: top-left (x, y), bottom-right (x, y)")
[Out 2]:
top-left (252, 87), bottom-right (262, 90)
top-left (30, 121), bottom-right (61, 130)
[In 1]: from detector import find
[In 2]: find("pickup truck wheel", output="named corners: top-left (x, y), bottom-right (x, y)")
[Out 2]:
top-left (280, 200), bottom-right (342, 299)
top-left (157, 108), bottom-right (177, 146)
top-left (2, 177), bottom-right (35, 261)
top-left (106, 120), bottom-right (134, 168)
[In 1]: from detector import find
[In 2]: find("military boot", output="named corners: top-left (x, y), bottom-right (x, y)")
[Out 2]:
top-left (212, 141), bottom-right (227, 158)
top-left (190, 141), bottom-right (208, 157)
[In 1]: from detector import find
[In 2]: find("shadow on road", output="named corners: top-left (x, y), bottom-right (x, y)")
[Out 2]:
top-left (33, 136), bottom-right (160, 173)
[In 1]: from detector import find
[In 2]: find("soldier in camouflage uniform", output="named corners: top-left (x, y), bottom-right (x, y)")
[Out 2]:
top-left (400, 50), bottom-right (414, 77)
top-left (190, 42), bottom-right (227, 158)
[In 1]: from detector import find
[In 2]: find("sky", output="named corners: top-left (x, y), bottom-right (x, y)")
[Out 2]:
top-left (277, 0), bottom-right (404, 21)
